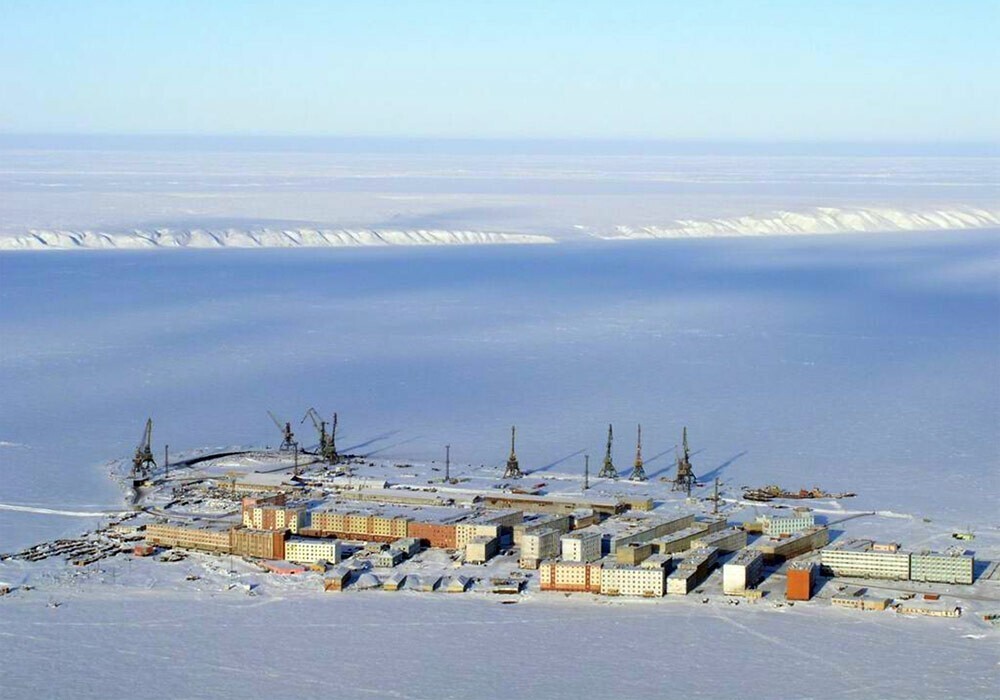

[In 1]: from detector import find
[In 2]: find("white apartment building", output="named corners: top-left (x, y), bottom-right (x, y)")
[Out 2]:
top-left (284, 537), bottom-right (341, 564)
top-left (909, 551), bottom-right (974, 584)
top-left (820, 540), bottom-right (910, 580)
top-left (758, 508), bottom-right (816, 537)
top-left (722, 549), bottom-right (764, 594)
top-left (522, 528), bottom-right (560, 561)
top-left (561, 529), bottom-right (602, 563)
top-left (601, 565), bottom-right (666, 597)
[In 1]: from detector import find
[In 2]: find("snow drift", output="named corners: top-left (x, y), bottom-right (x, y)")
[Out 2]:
top-left (605, 205), bottom-right (1000, 239)
top-left (0, 227), bottom-right (555, 251)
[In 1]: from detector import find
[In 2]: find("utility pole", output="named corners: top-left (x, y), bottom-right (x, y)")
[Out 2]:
top-left (583, 454), bottom-right (590, 491)
top-left (713, 477), bottom-right (720, 514)
top-left (164, 444), bottom-right (169, 480)
top-left (445, 444), bottom-right (451, 482)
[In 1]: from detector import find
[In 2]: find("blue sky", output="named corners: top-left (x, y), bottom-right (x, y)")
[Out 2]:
top-left (1, 0), bottom-right (997, 141)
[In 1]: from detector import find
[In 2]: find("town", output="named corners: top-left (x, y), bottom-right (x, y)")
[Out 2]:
top-left (3, 413), bottom-right (997, 625)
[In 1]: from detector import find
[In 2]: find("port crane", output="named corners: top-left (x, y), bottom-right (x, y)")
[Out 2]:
top-left (598, 424), bottom-right (617, 479)
top-left (301, 408), bottom-right (339, 464)
top-left (629, 424), bottom-right (647, 481)
top-left (672, 426), bottom-right (696, 495)
top-left (131, 418), bottom-right (156, 486)
top-left (267, 411), bottom-right (297, 451)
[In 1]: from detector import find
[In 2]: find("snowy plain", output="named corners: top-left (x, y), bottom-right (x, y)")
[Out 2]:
top-left (0, 143), bottom-right (998, 698)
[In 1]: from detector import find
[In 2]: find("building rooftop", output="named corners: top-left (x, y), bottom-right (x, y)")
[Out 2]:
top-left (727, 548), bottom-right (764, 566)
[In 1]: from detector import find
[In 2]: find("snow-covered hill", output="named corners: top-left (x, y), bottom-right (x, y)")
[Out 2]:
top-left (0, 227), bottom-right (555, 250)
top-left (605, 206), bottom-right (1000, 239)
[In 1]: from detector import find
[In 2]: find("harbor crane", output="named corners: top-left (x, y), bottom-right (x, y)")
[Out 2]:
top-left (267, 411), bottom-right (296, 451)
top-left (131, 418), bottom-right (156, 487)
top-left (301, 408), bottom-right (339, 464)
top-left (503, 425), bottom-right (523, 479)
top-left (672, 426), bottom-right (696, 495)
top-left (598, 424), bottom-right (618, 479)
top-left (629, 424), bottom-right (647, 481)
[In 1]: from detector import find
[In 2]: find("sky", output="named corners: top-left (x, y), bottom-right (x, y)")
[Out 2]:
top-left (0, 0), bottom-right (998, 142)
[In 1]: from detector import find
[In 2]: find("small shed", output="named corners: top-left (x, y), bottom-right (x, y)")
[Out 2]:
top-left (446, 575), bottom-right (471, 593)
top-left (384, 572), bottom-right (407, 591)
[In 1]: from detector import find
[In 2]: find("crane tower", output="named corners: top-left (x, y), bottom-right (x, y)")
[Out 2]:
top-left (598, 424), bottom-right (618, 479)
top-left (629, 424), bottom-right (647, 481)
top-left (503, 425), bottom-right (523, 479)
top-left (672, 426), bottom-right (696, 495)
top-left (131, 418), bottom-right (156, 487)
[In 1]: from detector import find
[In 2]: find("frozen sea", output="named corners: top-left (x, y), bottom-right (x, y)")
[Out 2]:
top-left (1, 228), bottom-right (999, 699)
top-left (1, 231), bottom-right (997, 548)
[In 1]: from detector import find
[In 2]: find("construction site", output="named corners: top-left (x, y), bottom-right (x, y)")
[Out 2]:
top-left (2, 411), bottom-right (997, 625)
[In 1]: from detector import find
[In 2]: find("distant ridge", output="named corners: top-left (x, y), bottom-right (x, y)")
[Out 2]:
top-left (0, 228), bottom-right (555, 251)
top-left (603, 206), bottom-right (1000, 240)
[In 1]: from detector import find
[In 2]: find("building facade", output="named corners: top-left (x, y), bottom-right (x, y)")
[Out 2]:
top-left (754, 526), bottom-right (830, 563)
top-left (539, 560), bottom-right (603, 593)
top-left (722, 549), bottom-right (764, 594)
top-left (601, 565), bottom-right (666, 597)
top-left (145, 523), bottom-right (232, 554)
top-left (561, 530), bottom-right (602, 563)
top-left (820, 541), bottom-right (910, 580)
top-left (786, 561), bottom-right (816, 600)
top-left (284, 537), bottom-right (341, 564)
top-left (909, 551), bottom-right (974, 585)
top-left (230, 528), bottom-right (286, 560)
top-left (758, 508), bottom-right (816, 537)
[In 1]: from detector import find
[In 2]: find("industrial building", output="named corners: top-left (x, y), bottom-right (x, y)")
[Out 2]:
top-left (722, 549), bottom-right (764, 594)
top-left (831, 594), bottom-right (891, 611)
top-left (260, 560), bottom-right (306, 575)
top-left (539, 560), bottom-right (603, 593)
top-left (754, 526), bottom-right (830, 563)
top-left (756, 508), bottom-right (815, 537)
top-left (909, 551), bottom-right (974, 585)
top-left (145, 523), bottom-right (232, 554)
top-left (561, 530), bottom-right (602, 563)
top-left (820, 540), bottom-right (911, 581)
top-left (896, 603), bottom-right (962, 618)
top-left (284, 537), bottom-right (341, 564)
top-left (692, 527), bottom-right (747, 554)
top-left (598, 511), bottom-right (696, 554)
top-left (466, 535), bottom-right (499, 564)
top-left (786, 561), bottom-right (817, 600)
top-left (480, 492), bottom-right (624, 516)
top-left (654, 518), bottom-right (727, 555)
